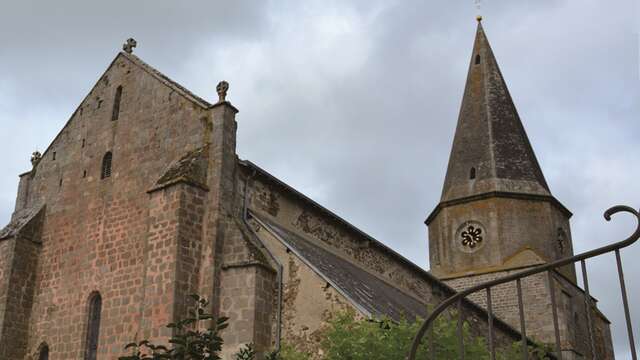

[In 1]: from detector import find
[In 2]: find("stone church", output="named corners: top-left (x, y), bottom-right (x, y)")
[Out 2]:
top-left (0, 20), bottom-right (614, 359)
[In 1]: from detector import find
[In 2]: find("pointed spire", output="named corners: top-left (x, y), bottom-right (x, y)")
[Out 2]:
top-left (440, 21), bottom-right (550, 202)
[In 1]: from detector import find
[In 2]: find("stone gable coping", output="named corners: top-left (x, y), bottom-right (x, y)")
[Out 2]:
top-left (120, 52), bottom-right (212, 109)
top-left (148, 146), bottom-right (210, 193)
top-left (0, 204), bottom-right (45, 242)
top-left (21, 51), bottom-right (214, 177)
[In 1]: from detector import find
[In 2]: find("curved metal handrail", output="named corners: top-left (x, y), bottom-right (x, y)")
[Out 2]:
top-left (407, 205), bottom-right (640, 360)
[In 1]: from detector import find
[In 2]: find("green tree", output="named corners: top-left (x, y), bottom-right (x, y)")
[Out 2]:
top-left (320, 310), bottom-right (488, 359)
top-left (320, 310), bottom-right (552, 360)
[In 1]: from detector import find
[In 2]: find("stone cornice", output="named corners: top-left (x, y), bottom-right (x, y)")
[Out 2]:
top-left (221, 260), bottom-right (277, 274)
top-left (425, 191), bottom-right (572, 225)
top-left (147, 178), bottom-right (209, 194)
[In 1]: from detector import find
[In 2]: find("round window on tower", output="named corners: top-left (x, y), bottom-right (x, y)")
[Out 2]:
top-left (455, 221), bottom-right (486, 253)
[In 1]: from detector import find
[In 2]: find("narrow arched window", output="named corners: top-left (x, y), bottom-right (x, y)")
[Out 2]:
top-left (101, 152), bottom-right (112, 179)
top-left (38, 343), bottom-right (49, 360)
top-left (469, 167), bottom-right (476, 180)
top-left (557, 228), bottom-right (567, 254)
top-left (475, 54), bottom-right (481, 65)
top-left (84, 292), bottom-right (102, 360)
top-left (112, 86), bottom-right (123, 121)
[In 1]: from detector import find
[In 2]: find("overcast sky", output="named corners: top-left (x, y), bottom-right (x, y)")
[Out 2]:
top-left (1, 0), bottom-right (639, 357)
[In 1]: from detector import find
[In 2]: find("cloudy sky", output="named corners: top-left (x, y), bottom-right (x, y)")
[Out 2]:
top-left (1, 0), bottom-right (639, 356)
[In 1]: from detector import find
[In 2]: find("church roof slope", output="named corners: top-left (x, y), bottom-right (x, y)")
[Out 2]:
top-left (441, 21), bottom-right (550, 202)
top-left (252, 212), bottom-right (428, 321)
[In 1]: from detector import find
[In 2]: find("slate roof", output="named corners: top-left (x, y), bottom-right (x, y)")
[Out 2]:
top-left (441, 22), bottom-right (550, 202)
top-left (252, 212), bottom-right (428, 322)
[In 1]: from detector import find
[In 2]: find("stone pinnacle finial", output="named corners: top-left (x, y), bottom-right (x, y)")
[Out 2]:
top-left (31, 151), bottom-right (42, 167)
top-left (123, 38), bottom-right (137, 54)
top-left (216, 81), bottom-right (229, 103)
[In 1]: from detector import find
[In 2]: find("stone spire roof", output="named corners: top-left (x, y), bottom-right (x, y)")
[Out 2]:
top-left (440, 21), bottom-right (550, 202)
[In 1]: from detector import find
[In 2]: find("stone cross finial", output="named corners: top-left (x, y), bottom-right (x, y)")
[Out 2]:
top-left (216, 81), bottom-right (229, 103)
top-left (123, 38), bottom-right (137, 54)
top-left (31, 151), bottom-right (42, 167)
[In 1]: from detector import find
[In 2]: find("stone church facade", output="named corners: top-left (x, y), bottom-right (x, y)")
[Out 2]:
top-left (0, 22), bottom-right (613, 359)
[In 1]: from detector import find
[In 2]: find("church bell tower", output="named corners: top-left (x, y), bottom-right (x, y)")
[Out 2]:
top-left (427, 19), bottom-right (576, 282)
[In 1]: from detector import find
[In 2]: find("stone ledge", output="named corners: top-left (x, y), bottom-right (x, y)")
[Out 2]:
top-left (426, 191), bottom-right (572, 225)
top-left (221, 260), bottom-right (277, 274)
top-left (147, 177), bottom-right (210, 194)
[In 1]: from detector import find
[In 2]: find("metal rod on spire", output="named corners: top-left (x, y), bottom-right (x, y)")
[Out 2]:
top-left (475, 0), bottom-right (483, 22)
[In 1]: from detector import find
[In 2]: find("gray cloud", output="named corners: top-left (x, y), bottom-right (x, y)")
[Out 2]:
top-left (1, 0), bottom-right (638, 356)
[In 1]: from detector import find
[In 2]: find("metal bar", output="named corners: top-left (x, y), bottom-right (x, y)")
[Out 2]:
top-left (486, 287), bottom-right (496, 360)
top-left (458, 299), bottom-right (465, 360)
top-left (428, 324), bottom-right (434, 360)
top-left (580, 260), bottom-right (596, 358)
top-left (406, 205), bottom-right (640, 360)
top-left (517, 279), bottom-right (528, 360)
top-left (548, 271), bottom-right (563, 360)
top-left (616, 249), bottom-right (637, 360)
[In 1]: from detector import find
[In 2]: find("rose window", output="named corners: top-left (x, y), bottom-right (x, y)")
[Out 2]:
top-left (455, 221), bottom-right (486, 253)
top-left (461, 225), bottom-right (483, 248)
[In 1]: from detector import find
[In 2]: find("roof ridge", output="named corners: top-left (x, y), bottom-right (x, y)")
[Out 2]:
top-left (120, 52), bottom-right (212, 108)
top-left (238, 159), bottom-right (453, 292)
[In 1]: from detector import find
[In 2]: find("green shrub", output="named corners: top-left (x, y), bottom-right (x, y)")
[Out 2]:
top-left (120, 295), bottom-right (551, 360)
top-left (319, 309), bottom-right (552, 360)
top-left (320, 310), bottom-right (488, 359)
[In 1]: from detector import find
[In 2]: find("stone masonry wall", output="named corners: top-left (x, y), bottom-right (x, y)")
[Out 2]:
top-left (140, 183), bottom-right (206, 341)
top-left (11, 53), bottom-right (212, 359)
top-left (446, 270), bottom-right (614, 360)
top-left (0, 236), bottom-right (40, 360)
top-left (429, 197), bottom-right (576, 281)
top-left (218, 264), bottom-right (276, 358)
top-left (250, 220), bottom-right (357, 359)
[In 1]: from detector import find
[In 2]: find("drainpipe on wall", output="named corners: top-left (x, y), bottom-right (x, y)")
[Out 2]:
top-left (242, 168), bottom-right (283, 355)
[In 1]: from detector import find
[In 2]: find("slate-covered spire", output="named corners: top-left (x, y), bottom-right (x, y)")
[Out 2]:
top-left (440, 20), bottom-right (550, 202)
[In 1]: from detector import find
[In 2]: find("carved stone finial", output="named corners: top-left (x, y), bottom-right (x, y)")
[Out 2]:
top-left (31, 151), bottom-right (42, 167)
top-left (123, 38), bottom-right (137, 54)
top-left (216, 81), bottom-right (229, 103)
